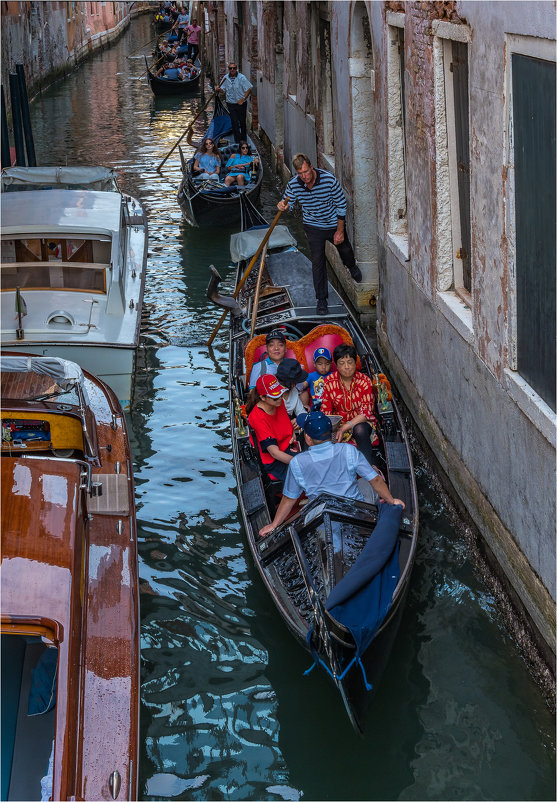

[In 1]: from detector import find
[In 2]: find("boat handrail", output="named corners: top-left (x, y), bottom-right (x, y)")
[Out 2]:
top-left (16, 454), bottom-right (92, 493)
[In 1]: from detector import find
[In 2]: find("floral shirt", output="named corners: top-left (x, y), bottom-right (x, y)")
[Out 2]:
top-left (320, 371), bottom-right (376, 424)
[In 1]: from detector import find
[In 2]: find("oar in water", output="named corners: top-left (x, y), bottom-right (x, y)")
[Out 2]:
top-left (156, 74), bottom-right (227, 173)
top-left (126, 28), bottom-right (173, 58)
top-left (207, 209), bottom-right (283, 346)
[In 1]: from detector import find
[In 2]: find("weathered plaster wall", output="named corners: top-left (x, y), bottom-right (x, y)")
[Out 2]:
top-left (375, 0), bottom-right (556, 652)
top-left (1, 1), bottom-right (148, 109)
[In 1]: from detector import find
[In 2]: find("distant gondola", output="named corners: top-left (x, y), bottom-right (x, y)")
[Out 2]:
top-left (144, 55), bottom-right (200, 97)
top-left (206, 195), bottom-right (419, 733)
top-left (177, 96), bottom-right (263, 227)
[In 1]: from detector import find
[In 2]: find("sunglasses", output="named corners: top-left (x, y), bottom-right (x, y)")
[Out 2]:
top-left (241, 146), bottom-right (249, 150)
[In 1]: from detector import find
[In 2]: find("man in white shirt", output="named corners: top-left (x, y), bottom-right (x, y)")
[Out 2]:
top-left (218, 62), bottom-right (253, 143)
top-left (259, 410), bottom-right (405, 536)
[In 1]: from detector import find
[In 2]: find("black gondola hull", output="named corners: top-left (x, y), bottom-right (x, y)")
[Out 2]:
top-left (146, 70), bottom-right (200, 96)
top-left (218, 196), bottom-right (419, 733)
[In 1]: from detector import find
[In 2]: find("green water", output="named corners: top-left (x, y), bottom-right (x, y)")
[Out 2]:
top-left (26, 15), bottom-right (555, 801)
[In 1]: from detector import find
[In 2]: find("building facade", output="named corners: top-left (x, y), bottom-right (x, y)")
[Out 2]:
top-left (205, 1), bottom-right (556, 662)
top-left (1, 1), bottom-right (149, 103)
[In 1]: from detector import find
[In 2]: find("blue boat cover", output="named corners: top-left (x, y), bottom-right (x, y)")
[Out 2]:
top-left (205, 112), bottom-right (233, 144)
top-left (322, 503), bottom-right (402, 686)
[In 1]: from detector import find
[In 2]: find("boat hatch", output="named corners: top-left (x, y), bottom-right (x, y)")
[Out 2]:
top-left (1, 629), bottom-right (58, 801)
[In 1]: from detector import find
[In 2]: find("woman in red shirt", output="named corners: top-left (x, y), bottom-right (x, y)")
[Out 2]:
top-left (320, 343), bottom-right (379, 467)
top-left (246, 374), bottom-right (298, 482)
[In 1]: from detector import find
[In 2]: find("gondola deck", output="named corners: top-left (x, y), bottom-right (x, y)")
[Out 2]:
top-left (208, 197), bottom-right (419, 734)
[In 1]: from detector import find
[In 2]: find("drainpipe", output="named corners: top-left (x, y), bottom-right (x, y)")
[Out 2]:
top-left (1, 86), bottom-right (11, 168)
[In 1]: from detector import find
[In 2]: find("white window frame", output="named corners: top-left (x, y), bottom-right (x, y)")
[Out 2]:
top-left (502, 33), bottom-right (556, 443)
top-left (433, 20), bottom-right (473, 334)
top-left (386, 12), bottom-right (407, 247)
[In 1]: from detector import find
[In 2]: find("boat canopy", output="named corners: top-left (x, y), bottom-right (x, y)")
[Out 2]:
top-left (230, 225), bottom-right (297, 263)
top-left (0, 355), bottom-right (90, 403)
top-left (1, 166), bottom-right (119, 193)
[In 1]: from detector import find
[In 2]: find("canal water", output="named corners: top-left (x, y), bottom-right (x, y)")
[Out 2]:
top-left (27, 15), bottom-right (554, 802)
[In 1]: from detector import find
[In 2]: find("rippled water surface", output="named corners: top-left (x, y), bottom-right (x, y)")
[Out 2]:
top-left (28, 16), bottom-right (555, 801)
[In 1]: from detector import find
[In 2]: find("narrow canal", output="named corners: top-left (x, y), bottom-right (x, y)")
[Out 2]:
top-left (28, 15), bottom-right (554, 802)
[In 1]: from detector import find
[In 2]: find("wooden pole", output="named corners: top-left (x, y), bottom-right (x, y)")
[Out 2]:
top-left (249, 242), bottom-right (269, 339)
top-left (207, 210), bottom-right (283, 346)
top-left (156, 74), bottom-right (226, 173)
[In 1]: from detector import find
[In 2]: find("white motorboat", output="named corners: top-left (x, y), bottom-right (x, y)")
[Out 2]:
top-left (0, 167), bottom-right (147, 407)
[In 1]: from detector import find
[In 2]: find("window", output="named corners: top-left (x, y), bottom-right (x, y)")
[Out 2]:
top-left (511, 53), bottom-right (556, 410)
top-left (433, 23), bottom-right (472, 309)
top-left (387, 16), bottom-right (407, 238)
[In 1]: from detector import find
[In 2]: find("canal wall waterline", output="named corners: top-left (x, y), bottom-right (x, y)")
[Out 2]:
top-left (1, 2), bottom-right (151, 112)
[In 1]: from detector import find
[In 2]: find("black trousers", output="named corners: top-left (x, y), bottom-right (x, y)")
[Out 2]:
top-left (187, 42), bottom-right (199, 61)
top-left (304, 224), bottom-right (357, 301)
top-left (352, 422), bottom-right (376, 469)
top-left (228, 102), bottom-right (248, 144)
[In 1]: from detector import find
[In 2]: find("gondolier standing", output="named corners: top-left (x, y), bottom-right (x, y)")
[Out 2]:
top-left (277, 154), bottom-right (362, 315)
top-left (218, 62), bottom-right (252, 144)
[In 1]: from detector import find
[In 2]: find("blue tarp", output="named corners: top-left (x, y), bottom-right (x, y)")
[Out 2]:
top-left (313, 503), bottom-right (403, 687)
top-left (205, 112), bottom-right (233, 144)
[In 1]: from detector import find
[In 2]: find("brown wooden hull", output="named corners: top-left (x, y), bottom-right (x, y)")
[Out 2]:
top-left (1, 355), bottom-right (139, 800)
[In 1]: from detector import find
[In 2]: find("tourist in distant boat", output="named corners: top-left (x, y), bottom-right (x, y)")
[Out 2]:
top-left (277, 153), bottom-right (362, 316)
top-left (185, 18), bottom-right (202, 62)
top-left (246, 375), bottom-right (299, 483)
top-left (223, 141), bottom-right (259, 187)
top-left (258, 410), bottom-right (404, 537)
top-left (218, 62), bottom-right (252, 144)
top-left (320, 343), bottom-right (380, 470)
top-left (193, 138), bottom-right (221, 180)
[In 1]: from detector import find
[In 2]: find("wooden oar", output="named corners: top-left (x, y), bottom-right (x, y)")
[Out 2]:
top-left (127, 29), bottom-right (173, 58)
top-left (207, 210), bottom-right (283, 346)
top-left (249, 241), bottom-right (269, 339)
top-left (142, 53), bottom-right (166, 78)
top-left (156, 74), bottom-right (227, 173)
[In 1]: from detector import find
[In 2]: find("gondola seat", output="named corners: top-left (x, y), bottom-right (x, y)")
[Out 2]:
top-left (244, 334), bottom-right (304, 386)
top-left (299, 324), bottom-right (360, 372)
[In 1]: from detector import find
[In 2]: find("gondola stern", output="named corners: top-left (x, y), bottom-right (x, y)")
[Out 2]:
top-left (207, 265), bottom-right (245, 317)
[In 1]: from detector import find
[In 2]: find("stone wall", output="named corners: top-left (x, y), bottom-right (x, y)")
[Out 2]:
top-left (1, 1), bottom-right (150, 110)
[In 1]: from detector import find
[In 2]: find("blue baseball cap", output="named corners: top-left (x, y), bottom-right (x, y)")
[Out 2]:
top-left (296, 410), bottom-right (333, 440)
top-left (313, 347), bottom-right (332, 362)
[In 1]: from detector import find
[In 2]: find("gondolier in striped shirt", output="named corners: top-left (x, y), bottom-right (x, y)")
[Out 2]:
top-left (277, 154), bottom-right (362, 315)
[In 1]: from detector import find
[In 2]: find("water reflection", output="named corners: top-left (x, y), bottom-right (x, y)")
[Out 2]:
top-left (27, 14), bottom-right (555, 802)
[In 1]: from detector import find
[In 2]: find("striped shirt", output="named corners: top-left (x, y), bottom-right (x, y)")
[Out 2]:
top-left (282, 169), bottom-right (347, 229)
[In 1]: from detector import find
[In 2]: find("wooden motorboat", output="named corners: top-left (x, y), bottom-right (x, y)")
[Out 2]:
top-left (0, 166), bottom-right (148, 407)
top-left (206, 196), bottom-right (419, 733)
top-left (177, 95), bottom-right (263, 227)
top-left (144, 55), bottom-right (201, 97)
top-left (0, 353), bottom-right (139, 800)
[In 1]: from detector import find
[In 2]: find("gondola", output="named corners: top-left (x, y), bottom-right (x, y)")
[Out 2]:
top-left (206, 196), bottom-right (419, 733)
top-left (177, 96), bottom-right (263, 227)
top-left (144, 55), bottom-right (201, 97)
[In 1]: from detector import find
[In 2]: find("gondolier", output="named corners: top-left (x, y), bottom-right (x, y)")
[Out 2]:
top-left (277, 154), bottom-right (362, 315)
top-left (259, 411), bottom-right (404, 536)
top-left (218, 62), bottom-right (252, 144)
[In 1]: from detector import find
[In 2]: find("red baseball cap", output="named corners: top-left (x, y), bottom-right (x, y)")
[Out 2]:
top-left (256, 374), bottom-right (288, 398)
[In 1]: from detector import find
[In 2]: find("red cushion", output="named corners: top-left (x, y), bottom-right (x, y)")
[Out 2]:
top-left (304, 334), bottom-right (348, 373)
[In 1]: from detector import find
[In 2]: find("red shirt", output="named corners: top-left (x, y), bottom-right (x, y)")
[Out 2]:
top-left (248, 402), bottom-right (293, 465)
top-left (320, 371), bottom-right (376, 423)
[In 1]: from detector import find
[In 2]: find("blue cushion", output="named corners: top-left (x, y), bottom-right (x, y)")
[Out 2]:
top-left (28, 648), bottom-right (57, 716)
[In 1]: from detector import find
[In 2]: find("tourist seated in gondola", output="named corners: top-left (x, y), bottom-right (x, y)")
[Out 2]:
top-left (246, 375), bottom-right (299, 483)
top-left (276, 359), bottom-right (309, 418)
top-left (193, 138), bottom-right (222, 180)
top-left (258, 411), bottom-right (404, 537)
top-left (320, 343), bottom-right (380, 468)
top-left (249, 329), bottom-right (310, 404)
top-left (183, 59), bottom-right (198, 78)
top-left (307, 347), bottom-right (333, 410)
top-left (155, 64), bottom-right (182, 80)
top-left (223, 142), bottom-right (260, 187)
